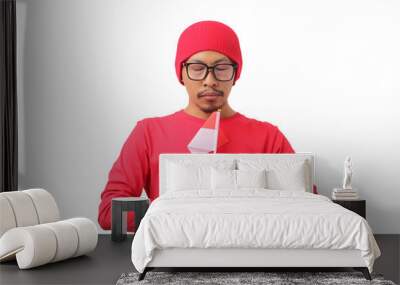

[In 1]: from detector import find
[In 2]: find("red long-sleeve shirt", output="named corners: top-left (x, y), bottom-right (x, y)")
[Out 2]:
top-left (98, 109), bottom-right (295, 231)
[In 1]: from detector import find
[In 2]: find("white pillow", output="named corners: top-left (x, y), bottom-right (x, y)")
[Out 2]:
top-left (166, 160), bottom-right (236, 192)
top-left (211, 168), bottom-right (236, 190)
top-left (236, 169), bottom-right (267, 189)
top-left (238, 159), bottom-right (309, 192)
top-left (211, 168), bottom-right (268, 190)
top-left (166, 162), bottom-right (210, 191)
top-left (266, 161), bottom-right (307, 191)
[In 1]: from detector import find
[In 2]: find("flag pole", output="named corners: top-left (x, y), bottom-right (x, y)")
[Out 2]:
top-left (213, 109), bottom-right (221, 154)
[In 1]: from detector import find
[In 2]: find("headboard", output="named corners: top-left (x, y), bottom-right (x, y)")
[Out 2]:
top-left (159, 153), bottom-right (315, 195)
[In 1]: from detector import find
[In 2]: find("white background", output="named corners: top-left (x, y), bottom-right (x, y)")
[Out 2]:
top-left (16, 0), bottom-right (400, 233)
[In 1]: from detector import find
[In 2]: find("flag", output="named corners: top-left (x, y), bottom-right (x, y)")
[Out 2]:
top-left (187, 110), bottom-right (229, 153)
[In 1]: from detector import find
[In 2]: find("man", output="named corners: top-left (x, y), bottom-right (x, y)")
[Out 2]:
top-left (98, 20), bottom-right (295, 231)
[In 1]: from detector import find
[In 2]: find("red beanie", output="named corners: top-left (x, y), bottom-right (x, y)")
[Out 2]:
top-left (175, 20), bottom-right (243, 85)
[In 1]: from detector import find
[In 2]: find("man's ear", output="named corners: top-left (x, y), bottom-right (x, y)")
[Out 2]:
top-left (180, 65), bottom-right (185, 85)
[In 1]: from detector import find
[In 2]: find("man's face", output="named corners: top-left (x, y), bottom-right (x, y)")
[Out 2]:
top-left (181, 51), bottom-right (235, 114)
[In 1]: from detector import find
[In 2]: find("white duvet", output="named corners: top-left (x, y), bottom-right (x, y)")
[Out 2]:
top-left (131, 189), bottom-right (381, 273)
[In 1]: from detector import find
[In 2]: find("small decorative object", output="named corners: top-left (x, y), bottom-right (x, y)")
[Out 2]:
top-left (332, 156), bottom-right (359, 200)
top-left (342, 156), bottom-right (353, 190)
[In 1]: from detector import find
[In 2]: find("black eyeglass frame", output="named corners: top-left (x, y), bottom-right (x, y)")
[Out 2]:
top-left (182, 62), bottom-right (238, 82)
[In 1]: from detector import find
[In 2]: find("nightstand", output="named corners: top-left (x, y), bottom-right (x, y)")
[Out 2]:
top-left (111, 197), bottom-right (149, 242)
top-left (332, 199), bottom-right (366, 219)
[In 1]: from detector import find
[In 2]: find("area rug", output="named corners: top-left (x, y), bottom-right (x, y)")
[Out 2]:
top-left (116, 271), bottom-right (397, 285)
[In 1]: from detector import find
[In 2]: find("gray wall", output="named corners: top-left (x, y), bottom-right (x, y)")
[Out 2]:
top-left (16, 0), bottom-right (400, 233)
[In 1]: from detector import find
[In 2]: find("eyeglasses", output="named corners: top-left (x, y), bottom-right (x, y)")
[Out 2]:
top-left (183, 62), bottom-right (238, 81)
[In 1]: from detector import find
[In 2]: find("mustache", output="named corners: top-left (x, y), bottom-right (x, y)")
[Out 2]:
top-left (198, 89), bottom-right (224, 97)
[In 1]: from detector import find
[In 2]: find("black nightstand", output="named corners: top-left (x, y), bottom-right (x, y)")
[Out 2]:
top-left (111, 197), bottom-right (149, 242)
top-left (332, 199), bottom-right (366, 219)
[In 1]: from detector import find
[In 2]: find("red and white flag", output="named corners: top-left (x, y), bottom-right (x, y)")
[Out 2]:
top-left (187, 109), bottom-right (229, 153)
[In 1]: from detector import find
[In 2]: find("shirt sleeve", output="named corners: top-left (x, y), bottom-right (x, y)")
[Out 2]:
top-left (98, 120), bottom-right (150, 231)
top-left (270, 126), bottom-right (295, 153)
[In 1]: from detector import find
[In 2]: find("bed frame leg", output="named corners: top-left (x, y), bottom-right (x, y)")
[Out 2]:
top-left (354, 267), bottom-right (371, 280)
top-left (138, 268), bottom-right (148, 281)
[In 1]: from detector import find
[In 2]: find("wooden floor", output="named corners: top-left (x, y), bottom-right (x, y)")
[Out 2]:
top-left (0, 234), bottom-right (398, 284)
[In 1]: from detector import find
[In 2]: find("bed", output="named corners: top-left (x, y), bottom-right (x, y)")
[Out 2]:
top-left (131, 153), bottom-right (381, 281)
